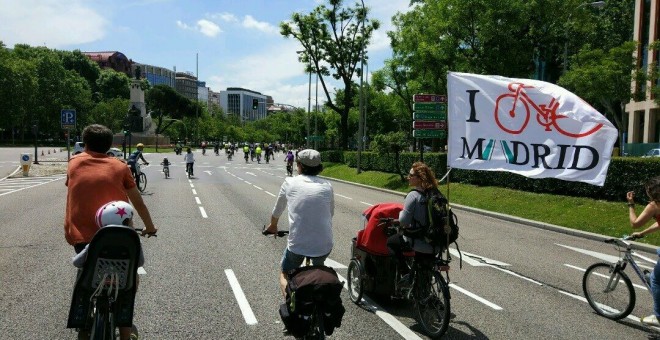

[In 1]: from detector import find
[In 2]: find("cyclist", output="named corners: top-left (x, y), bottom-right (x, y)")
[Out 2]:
top-left (127, 143), bottom-right (149, 188)
top-left (214, 143), bottom-right (220, 156)
top-left (201, 141), bottom-right (207, 156)
top-left (264, 149), bottom-right (334, 298)
top-left (386, 162), bottom-right (440, 282)
top-left (161, 157), bottom-right (171, 177)
top-left (628, 176), bottom-right (660, 326)
top-left (184, 147), bottom-right (195, 177)
top-left (256, 145), bottom-right (262, 164)
top-left (285, 150), bottom-right (294, 176)
top-left (243, 144), bottom-right (249, 163)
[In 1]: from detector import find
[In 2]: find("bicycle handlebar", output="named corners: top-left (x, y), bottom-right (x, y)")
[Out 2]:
top-left (134, 228), bottom-right (157, 238)
top-left (261, 225), bottom-right (289, 238)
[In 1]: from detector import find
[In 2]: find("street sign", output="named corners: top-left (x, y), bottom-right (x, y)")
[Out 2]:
top-left (414, 112), bottom-right (447, 120)
top-left (61, 109), bottom-right (76, 129)
top-left (413, 121), bottom-right (446, 130)
top-left (413, 130), bottom-right (446, 138)
top-left (413, 94), bottom-right (446, 103)
top-left (413, 103), bottom-right (447, 112)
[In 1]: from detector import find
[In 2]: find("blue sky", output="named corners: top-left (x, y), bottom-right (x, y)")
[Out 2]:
top-left (0, 0), bottom-right (411, 108)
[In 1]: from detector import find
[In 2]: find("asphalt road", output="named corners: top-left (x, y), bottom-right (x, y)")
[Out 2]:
top-left (0, 148), bottom-right (658, 339)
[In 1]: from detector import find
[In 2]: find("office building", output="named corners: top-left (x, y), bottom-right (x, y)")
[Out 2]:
top-left (219, 87), bottom-right (267, 122)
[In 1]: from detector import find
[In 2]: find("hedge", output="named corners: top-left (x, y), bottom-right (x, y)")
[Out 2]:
top-left (320, 150), bottom-right (658, 203)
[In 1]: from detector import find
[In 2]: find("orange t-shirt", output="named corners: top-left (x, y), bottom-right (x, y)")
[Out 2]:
top-left (64, 151), bottom-right (136, 245)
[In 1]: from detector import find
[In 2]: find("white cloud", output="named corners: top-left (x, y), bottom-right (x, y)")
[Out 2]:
top-left (242, 15), bottom-right (278, 34)
top-left (197, 19), bottom-right (222, 37)
top-left (0, 0), bottom-right (107, 48)
top-left (210, 12), bottom-right (238, 23)
top-left (176, 20), bottom-right (191, 30)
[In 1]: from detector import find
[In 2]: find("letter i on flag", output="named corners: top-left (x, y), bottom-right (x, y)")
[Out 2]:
top-left (447, 72), bottom-right (618, 186)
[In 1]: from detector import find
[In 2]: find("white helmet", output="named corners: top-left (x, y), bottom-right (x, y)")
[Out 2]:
top-left (95, 201), bottom-right (135, 228)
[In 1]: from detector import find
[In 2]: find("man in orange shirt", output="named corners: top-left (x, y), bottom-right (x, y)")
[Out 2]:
top-left (64, 124), bottom-right (158, 252)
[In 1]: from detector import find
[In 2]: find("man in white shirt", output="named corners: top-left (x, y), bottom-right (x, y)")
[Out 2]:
top-left (264, 149), bottom-right (334, 297)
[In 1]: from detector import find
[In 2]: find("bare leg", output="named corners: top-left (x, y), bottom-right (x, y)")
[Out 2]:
top-left (279, 272), bottom-right (288, 298)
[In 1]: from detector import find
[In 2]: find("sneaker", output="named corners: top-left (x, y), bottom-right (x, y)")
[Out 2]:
top-left (282, 326), bottom-right (292, 336)
top-left (641, 314), bottom-right (660, 327)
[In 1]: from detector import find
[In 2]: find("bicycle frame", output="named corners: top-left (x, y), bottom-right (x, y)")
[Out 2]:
top-left (614, 240), bottom-right (652, 292)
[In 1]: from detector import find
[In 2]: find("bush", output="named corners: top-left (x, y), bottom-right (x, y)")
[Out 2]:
top-left (321, 150), bottom-right (660, 203)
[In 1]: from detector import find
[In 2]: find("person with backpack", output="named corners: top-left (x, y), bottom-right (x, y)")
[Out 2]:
top-left (386, 162), bottom-right (444, 277)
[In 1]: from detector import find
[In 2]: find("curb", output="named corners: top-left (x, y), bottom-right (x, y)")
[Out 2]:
top-left (321, 175), bottom-right (657, 254)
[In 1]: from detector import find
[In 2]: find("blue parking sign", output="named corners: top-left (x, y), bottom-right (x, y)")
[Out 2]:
top-left (61, 109), bottom-right (76, 129)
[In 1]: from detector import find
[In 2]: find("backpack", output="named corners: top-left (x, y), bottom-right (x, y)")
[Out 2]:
top-left (279, 265), bottom-right (345, 337)
top-left (409, 188), bottom-right (459, 250)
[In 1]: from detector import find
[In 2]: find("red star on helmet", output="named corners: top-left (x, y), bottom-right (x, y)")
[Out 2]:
top-left (116, 207), bottom-right (127, 218)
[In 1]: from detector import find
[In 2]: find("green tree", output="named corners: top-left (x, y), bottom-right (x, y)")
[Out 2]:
top-left (86, 98), bottom-right (130, 132)
top-left (558, 42), bottom-right (638, 145)
top-left (281, 0), bottom-right (380, 150)
top-left (96, 69), bottom-right (130, 100)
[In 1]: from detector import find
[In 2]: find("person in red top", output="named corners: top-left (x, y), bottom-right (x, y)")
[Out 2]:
top-left (64, 124), bottom-right (158, 252)
top-left (628, 176), bottom-right (660, 326)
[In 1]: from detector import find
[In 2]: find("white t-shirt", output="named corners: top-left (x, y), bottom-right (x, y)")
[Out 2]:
top-left (272, 175), bottom-right (334, 257)
top-left (184, 153), bottom-right (195, 163)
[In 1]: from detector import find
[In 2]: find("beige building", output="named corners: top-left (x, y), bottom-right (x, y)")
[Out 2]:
top-left (626, 0), bottom-right (660, 145)
top-left (175, 72), bottom-right (198, 101)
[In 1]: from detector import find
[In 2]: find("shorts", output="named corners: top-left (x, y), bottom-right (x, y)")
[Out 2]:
top-left (281, 248), bottom-right (329, 272)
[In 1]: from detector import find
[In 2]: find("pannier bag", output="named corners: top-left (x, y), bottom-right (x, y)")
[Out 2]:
top-left (279, 265), bottom-right (345, 337)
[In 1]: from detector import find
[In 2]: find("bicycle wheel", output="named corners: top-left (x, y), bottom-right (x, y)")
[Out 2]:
top-left (415, 271), bottom-right (450, 338)
top-left (582, 262), bottom-right (635, 320)
top-left (90, 299), bottom-right (115, 340)
top-left (164, 167), bottom-right (169, 178)
top-left (494, 93), bottom-right (530, 135)
top-left (138, 173), bottom-right (147, 192)
top-left (347, 259), bottom-right (364, 304)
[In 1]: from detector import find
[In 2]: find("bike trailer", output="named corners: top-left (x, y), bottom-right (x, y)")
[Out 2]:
top-left (279, 265), bottom-right (345, 337)
top-left (67, 226), bottom-right (142, 329)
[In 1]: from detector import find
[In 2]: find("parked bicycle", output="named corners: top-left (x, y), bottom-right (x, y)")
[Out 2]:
top-left (347, 217), bottom-right (451, 338)
top-left (582, 234), bottom-right (653, 320)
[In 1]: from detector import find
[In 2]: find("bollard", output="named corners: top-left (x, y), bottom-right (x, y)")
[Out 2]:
top-left (20, 153), bottom-right (31, 176)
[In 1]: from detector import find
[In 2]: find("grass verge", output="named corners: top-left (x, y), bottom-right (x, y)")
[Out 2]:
top-left (321, 162), bottom-right (659, 246)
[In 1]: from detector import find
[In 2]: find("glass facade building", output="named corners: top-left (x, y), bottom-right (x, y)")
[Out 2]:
top-left (219, 88), bottom-right (267, 122)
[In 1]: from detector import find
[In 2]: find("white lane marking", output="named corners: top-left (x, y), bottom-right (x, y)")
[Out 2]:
top-left (458, 250), bottom-right (511, 266)
top-left (199, 206), bottom-right (208, 218)
top-left (564, 264), bottom-right (648, 291)
top-left (244, 181), bottom-right (252, 185)
top-left (253, 185), bottom-right (263, 190)
top-left (265, 191), bottom-right (276, 197)
top-left (0, 175), bottom-right (66, 197)
top-left (556, 244), bottom-right (620, 263)
top-left (360, 201), bottom-right (373, 206)
top-left (335, 194), bottom-right (353, 200)
top-left (190, 183), bottom-right (194, 188)
top-left (335, 272), bottom-right (423, 339)
top-left (324, 258), bottom-right (347, 269)
top-left (449, 283), bottom-right (503, 310)
top-left (632, 252), bottom-right (658, 265)
top-left (225, 269), bottom-right (258, 325)
top-left (192, 189), bottom-right (197, 195)
top-left (558, 290), bottom-right (643, 324)
top-left (204, 170), bottom-right (213, 175)
top-left (237, 177), bottom-right (244, 181)
top-left (246, 172), bottom-right (257, 176)
top-left (195, 197), bottom-right (201, 205)
top-left (138, 267), bottom-right (147, 275)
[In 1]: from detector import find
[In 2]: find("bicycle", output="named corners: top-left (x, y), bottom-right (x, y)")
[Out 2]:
top-left (347, 218), bottom-right (451, 338)
top-left (494, 82), bottom-right (603, 138)
top-left (262, 228), bottom-right (339, 339)
top-left (162, 163), bottom-right (170, 179)
top-left (286, 162), bottom-right (293, 176)
top-left (68, 227), bottom-right (156, 340)
top-left (582, 234), bottom-right (654, 320)
top-left (185, 163), bottom-right (194, 179)
top-left (131, 162), bottom-right (147, 192)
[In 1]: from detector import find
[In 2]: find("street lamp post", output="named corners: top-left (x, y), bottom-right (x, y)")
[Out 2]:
top-left (307, 68), bottom-right (311, 148)
top-left (356, 0), bottom-right (366, 174)
top-left (563, 1), bottom-right (605, 74)
top-left (315, 72), bottom-right (319, 150)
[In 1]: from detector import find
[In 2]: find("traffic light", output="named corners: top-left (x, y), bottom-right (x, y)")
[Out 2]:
top-left (252, 98), bottom-right (258, 110)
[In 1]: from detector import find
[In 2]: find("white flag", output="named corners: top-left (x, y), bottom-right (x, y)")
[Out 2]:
top-left (447, 72), bottom-right (618, 186)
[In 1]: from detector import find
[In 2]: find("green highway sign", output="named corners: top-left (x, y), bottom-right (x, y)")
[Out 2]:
top-left (413, 103), bottom-right (447, 112)
top-left (413, 130), bottom-right (446, 138)
top-left (414, 112), bottom-right (446, 120)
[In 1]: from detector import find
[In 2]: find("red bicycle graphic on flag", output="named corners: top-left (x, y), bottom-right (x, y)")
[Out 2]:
top-left (494, 82), bottom-right (603, 138)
